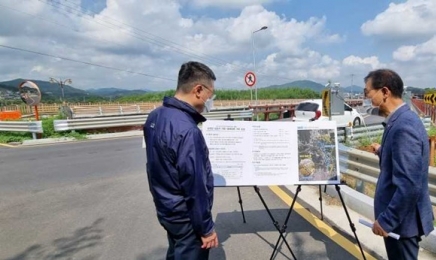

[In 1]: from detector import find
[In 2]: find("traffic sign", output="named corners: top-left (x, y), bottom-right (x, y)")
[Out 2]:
top-left (244, 72), bottom-right (256, 87)
top-left (424, 93), bottom-right (435, 105)
top-left (321, 89), bottom-right (330, 117)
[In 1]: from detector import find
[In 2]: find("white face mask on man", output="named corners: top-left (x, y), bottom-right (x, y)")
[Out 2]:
top-left (202, 94), bottom-right (216, 113)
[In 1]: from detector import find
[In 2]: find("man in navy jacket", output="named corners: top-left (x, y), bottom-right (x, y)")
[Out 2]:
top-left (144, 61), bottom-right (218, 260)
top-left (366, 69), bottom-right (434, 259)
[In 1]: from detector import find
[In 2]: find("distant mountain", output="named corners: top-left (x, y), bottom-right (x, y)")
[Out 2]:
top-left (405, 86), bottom-right (426, 95)
top-left (0, 83), bottom-right (17, 92)
top-left (0, 79), bottom-right (153, 102)
top-left (0, 78), bottom-right (88, 100)
top-left (342, 85), bottom-right (364, 94)
top-left (264, 80), bottom-right (325, 92)
top-left (87, 87), bottom-right (151, 98)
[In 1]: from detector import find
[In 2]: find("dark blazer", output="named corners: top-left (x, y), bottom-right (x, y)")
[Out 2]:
top-left (144, 97), bottom-right (215, 237)
top-left (375, 104), bottom-right (434, 238)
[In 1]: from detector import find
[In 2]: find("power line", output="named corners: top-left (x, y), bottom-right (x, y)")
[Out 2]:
top-left (0, 44), bottom-right (176, 82)
top-left (0, 3), bottom-right (157, 59)
top-left (63, 0), bottom-right (234, 67)
top-left (1, 1), bottom-right (301, 85)
top-left (38, 0), bottom-right (298, 83)
top-left (38, 0), bottom-right (231, 68)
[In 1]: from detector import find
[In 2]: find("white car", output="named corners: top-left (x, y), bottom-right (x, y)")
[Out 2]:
top-left (292, 99), bottom-right (364, 127)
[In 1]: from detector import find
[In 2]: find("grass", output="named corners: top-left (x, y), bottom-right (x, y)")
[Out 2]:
top-left (428, 125), bottom-right (436, 137)
top-left (0, 115), bottom-right (87, 144)
top-left (0, 131), bottom-right (33, 143)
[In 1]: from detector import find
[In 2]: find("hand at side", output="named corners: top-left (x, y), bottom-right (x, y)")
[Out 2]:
top-left (370, 143), bottom-right (381, 154)
top-left (201, 230), bottom-right (219, 249)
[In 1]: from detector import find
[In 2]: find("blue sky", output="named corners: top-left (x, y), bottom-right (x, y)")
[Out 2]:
top-left (1, 0), bottom-right (436, 90)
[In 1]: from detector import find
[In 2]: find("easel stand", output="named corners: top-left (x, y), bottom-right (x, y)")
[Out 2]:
top-left (269, 184), bottom-right (366, 260)
top-left (236, 186), bottom-right (246, 223)
top-left (254, 186), bottom-right (297, 260)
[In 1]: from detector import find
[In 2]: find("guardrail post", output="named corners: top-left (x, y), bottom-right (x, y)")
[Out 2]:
top-left (99, 106), bottom-right (103, 116)
top-left (136, 105), bottom-right (141, 113)
top-left (119, 106), bottom-right (123, 115)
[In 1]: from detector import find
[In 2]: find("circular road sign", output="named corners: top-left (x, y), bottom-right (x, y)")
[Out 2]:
top-left (245, 72), bottom-right (256, 87)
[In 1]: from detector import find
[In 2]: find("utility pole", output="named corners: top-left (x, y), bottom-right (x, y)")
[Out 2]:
top-left (350, 73), bottom-right (355, 98)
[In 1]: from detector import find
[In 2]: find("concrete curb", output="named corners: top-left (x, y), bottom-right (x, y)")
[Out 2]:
top-left (21, 130), bottom-right (143, 146)
top-left (324, 185), bottom-right (436, 254)
top-left (21, 137), bottom-right (77, 146)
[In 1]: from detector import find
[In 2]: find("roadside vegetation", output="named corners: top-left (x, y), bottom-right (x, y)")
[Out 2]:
top-left (0, 112), bottom-right (86, 144)
top-left (115, 88), bottom-right (320, 102)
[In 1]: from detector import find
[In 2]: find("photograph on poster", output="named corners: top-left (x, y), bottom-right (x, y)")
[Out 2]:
top-left (295, 122), bottom-right (340, 185)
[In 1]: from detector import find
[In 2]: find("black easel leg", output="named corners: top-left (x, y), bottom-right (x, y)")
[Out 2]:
top-left (318, 185), bottom-right (324, 220)
top-left (253, 186), bottom-right (297, 260)
top-left (335, 185), bottom-right (366, 260)
top-left (268, 185), bottom-right (301, 260)
top-left (237, 186), bottom-right (246, 223)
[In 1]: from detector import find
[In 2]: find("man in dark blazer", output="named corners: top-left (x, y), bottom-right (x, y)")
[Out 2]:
top-left (366, 69), bottom-right (434, 260)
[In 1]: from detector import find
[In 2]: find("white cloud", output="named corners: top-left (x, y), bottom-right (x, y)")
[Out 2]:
top-left (0, 0), bottom-right (347, 91)
top-left (190, 0), bottom-right (277, 9)
top-left (361, 0), bottom-right (436, 39)
top-left (393, 46), bottom-right (417, 61)
top-left (342, 55), bottom-right (385, 70)
top-left (393, 36), bottom-right (436, 61)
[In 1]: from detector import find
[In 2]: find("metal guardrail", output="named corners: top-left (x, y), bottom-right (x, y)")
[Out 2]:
top-left (70, 104), bottom-right (257, 119)
top-left (0, 120), bottom-right (43, 139)
top-left (339, 144), bottom-right (436, 206)
top-left (337, 117), bottom-right (432, 144)
top-left (54, 110), bottom-right (254, 131)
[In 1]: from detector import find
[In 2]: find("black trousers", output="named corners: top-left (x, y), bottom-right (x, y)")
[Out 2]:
top-left (159, 219), bottom-right (209, 260)
top-left (384, 236), bottom-right (420, 260)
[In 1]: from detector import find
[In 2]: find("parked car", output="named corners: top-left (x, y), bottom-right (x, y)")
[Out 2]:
top-left (292, 99), bottom-right (364, 127)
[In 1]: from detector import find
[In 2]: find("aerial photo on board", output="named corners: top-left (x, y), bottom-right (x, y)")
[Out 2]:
top-left (297, 129), bottom-right (338, 183)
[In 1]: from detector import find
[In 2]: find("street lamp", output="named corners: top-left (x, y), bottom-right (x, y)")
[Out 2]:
top-left (251, 25), bottom-right (268, 107)
top-left (49, 77), bottom-right (72, 102)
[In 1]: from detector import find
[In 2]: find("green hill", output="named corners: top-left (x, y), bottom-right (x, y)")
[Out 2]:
top-left (264, 80), bottom-right (325, 92)
top-left (87, 87), bottom-right (151, 98)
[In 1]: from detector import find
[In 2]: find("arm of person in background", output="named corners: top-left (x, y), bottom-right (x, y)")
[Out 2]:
top-left (177, 127), bottom-right (218, 249)
top-left (376, 124), bottom-right (423, 234)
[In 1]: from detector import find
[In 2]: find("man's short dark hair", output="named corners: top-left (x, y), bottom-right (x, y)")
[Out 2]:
top-left (176, 61), bottom-right (216, 93)
top-left (364, 69), bottom-right (403, 98)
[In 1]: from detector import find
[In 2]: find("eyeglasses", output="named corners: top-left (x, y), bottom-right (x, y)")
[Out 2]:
top-left (200, 84), bottom-right (216, 99)
top-left (364, 88), bottom-right (381, 98)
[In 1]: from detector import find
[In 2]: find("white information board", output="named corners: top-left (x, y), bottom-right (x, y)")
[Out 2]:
top-left (202, 120), bottom-right (340, 187)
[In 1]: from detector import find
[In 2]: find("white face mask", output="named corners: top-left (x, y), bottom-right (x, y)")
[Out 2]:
top-left (203, 94), bottom-right (216, 113)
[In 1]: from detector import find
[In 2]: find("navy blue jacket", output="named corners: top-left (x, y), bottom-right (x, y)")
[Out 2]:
top-left (375, 104), bottom-right (434, 238)
top-left (143, 96), bottom-right (215, 236)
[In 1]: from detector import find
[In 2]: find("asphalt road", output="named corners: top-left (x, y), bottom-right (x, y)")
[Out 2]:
top-left (0, 137), bottom-right (363, 260)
